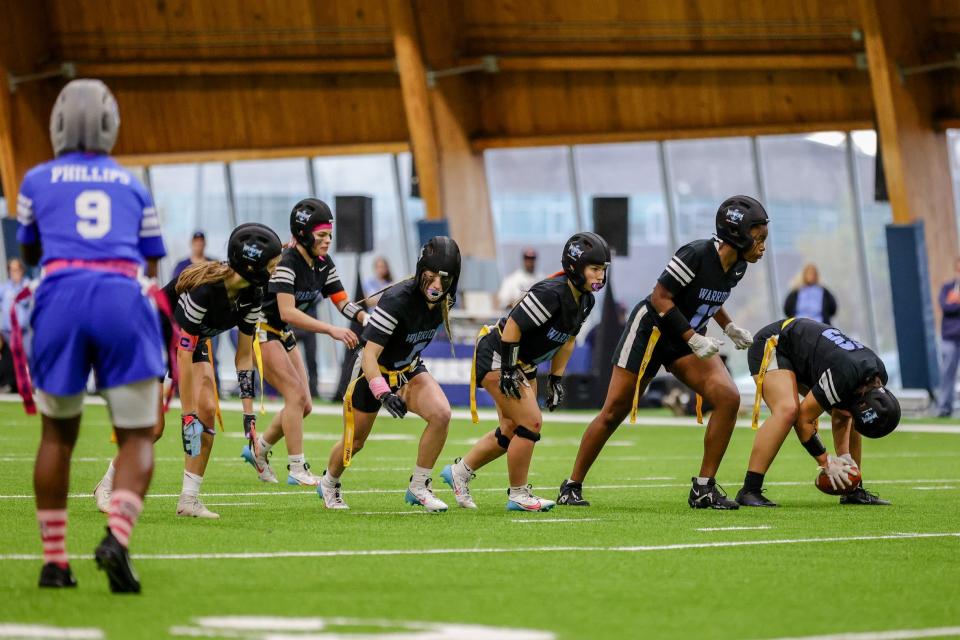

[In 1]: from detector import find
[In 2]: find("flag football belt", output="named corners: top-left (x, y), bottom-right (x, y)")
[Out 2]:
top-left (251, 322), bottom-right (293, 415)
top-left (751, 317), bottom-right (797, 430)
top-left (627, 324), bottom-right (706, 426)
top-left (342, 359), bottom-right (419, 468)
top-left (469, 324), bottom-right (533, 424)
top-left (42, 258), bottom-right (141, 280)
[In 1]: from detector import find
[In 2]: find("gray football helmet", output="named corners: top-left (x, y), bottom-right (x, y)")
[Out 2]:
top-left (49, 79), bottom-right (120, 157)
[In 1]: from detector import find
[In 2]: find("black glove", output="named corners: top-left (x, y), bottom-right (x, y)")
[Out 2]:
top-left (243, 413), bottom-right (259, 456)
top-left (499, 340), bottom-right (524, 400)
top-left (379, 392), bottom-right (408, 419)
top-left (544, 374), bottom-right (565, 412)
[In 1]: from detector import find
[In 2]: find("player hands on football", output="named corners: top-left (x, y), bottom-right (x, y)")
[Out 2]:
top-left (241, 198), bottom-right (368, 486)
top-left (736, 318), bottom-right (901, 507)
top-left (441, 233), bottom-right (609, 512)
top-left (19, 80), bottom-right (167, 592)
top-left (319, 237), bottom-right (461, 512)
top-left (558, 196), bottom-right (768, 510)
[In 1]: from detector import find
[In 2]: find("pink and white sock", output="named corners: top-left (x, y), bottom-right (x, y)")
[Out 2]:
top-left (107, 489), bottom-right (143, 548)
top-left (37, 509), bottom-right (68, 568)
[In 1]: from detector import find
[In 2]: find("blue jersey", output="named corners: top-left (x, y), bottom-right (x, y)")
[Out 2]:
top-left (16, 152), bottom-right (165, 265)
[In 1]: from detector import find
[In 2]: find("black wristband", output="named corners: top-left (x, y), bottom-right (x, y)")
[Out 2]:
top-left (801, 433), bottom-right (827, 458)
top-left (341, 301), bottom-right (363, 321)
top-left (237, 369), bottom-right (255, 399)
top-left (548, 374), bottom-right (562, 385)
top-left (659, 306), bottom-right (693, 339)
top-left (501, 341), bottom-right (520, 368)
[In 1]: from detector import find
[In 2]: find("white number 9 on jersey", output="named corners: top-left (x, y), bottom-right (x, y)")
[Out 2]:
top-left (75, 190), bottom-right (112, 239)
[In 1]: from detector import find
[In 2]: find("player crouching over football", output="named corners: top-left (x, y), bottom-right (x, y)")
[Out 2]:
top-left (736, 318), bottom-right (901, 507)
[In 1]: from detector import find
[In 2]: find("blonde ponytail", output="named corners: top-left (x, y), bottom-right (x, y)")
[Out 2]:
top-left (176, 261), bottom-right (235, 294)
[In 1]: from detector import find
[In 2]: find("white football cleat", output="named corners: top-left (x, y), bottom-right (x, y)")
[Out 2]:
top-left (93, 478), bottom-right (112, 514)
top-left (506, 485), bottom-right (556, 512)
top-left (440, 460), bottom-right (477, 509)
top-left (287, 462), bottom-right (321, 486)
top-left (176, 495), bottom-right (220, 519)
top-left (318, 478), bottom-right (349, 510)
top-left (240, 445), bottom-right (278, 484)
top-left (405, 479), bottom-right (448, 513)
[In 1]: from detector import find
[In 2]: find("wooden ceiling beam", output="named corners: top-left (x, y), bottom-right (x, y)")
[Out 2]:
top-left (74, 58), bottom-right (396, 77)
top-left (465, 53), bottom-right (862, 72)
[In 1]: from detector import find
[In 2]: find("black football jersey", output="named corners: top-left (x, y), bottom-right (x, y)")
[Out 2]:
top-left (363, 279), bottom-right (444, 370)
top-left (260, 247), bottom-right (345, 330)
top-left (497, 274), bottom-right (595, 365)
top-left (778, 318), bottom-right (888, 410)
top-left (650, 238), bottom-right (748, 333)
top-left (163, 278), bottom-right (262, 338)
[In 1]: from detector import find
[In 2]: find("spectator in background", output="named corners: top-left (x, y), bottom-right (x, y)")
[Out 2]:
top-left (497, 247), bottom-right (539, 309)
top-left (783, 263), bottom-right (837, 325)
top-left (0, 258), bottom-right (29, 342)
top-left (172, 231), bottom-right (216, 283)
top-left (936, 258), bottom-right (960, 417)
top-left (363, 256), bottom-right (394, 307)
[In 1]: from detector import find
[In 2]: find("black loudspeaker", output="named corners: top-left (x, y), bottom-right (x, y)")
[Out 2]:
top-left (592, 196), bottom-right (629, 256)
top-left (335, 195), bottom-right (374, 253)
top-left (874, 142), bottom-right (889, 202)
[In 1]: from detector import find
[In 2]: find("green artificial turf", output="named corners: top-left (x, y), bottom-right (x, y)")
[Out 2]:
top-left (1, 402), bottom-right (958, 639)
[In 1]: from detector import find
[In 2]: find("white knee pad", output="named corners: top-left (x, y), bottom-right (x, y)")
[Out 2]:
top-left (35, 391), bottom-right (85, 419)
top-left (102, 379), bottom-right (159, 428)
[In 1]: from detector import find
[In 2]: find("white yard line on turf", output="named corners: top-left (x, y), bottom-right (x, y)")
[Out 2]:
top-left (911, 486), bottom-right (956, 490)
top-left (0, 625), bottom-right (103, 639)
top-left (757, 626), bottom-right (960, 640)
top-left (696, 526), bottom-right (772, 532)
top-left (0, 478), bottom-right (958, 501)
top-left (201, 502), bottom-right (260, 506)
top-left (1, 532), bottom-right (957, 562)
top-left (510, 518), bottom-right (601, 524)
top-left (351, 511), bottom-right (431, 516)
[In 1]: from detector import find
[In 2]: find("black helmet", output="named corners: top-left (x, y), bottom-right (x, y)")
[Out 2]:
top-left (289, 198), bottom-right (333, 256)
top-left (562, 232), bottom-right (611, 293)
top-left (715, 195), bottom-right (769, 252)
top-left (850, 386), bottom-right (901, 439)
top-left (416, 236), bottom-right (461, 302)
top-left (228, 223), bottom-right (283, 287)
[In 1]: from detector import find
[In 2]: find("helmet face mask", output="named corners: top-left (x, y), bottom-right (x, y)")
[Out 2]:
top-left (49, 79), bottom-right (121, 157)
top-left (416, 236), bottom-right (461, 303)
top-left (562, 232), bottom-right (611, 293)
top-left (228, 223), bottom-right (283, 287)
top-left (715, 195), bottom-right (769, 254)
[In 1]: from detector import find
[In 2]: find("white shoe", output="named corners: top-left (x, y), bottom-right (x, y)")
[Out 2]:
top-left (506, 485), bottom-right (556, 512)
top-left (405, 479), bottom-right (448, 513)
top-left (440, 460), bottom-right (477, 509)
top-left (318, 477), bottom-right (349, 510)
top-left (176, 495), bottom-right (220, 519)
top-left (287, 462), bottom-right (321, 486)
top-left (93, 478), bottom-right (112, 514)
top-left (241, 445), bottom-right (278, 483)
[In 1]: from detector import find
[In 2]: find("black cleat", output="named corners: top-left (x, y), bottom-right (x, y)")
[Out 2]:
top-left (735, 487), bottom-right (778, 507)
top-left (38, 563), bottom-right (77, 588)
top-left (688, 478), bottom-right (739, 510)
top-left (94, 528), bottom-right (141, 594)
top-left (840, 485), bottom-right (891, 505)
top-left (557, 479), bottom-right (590, 506)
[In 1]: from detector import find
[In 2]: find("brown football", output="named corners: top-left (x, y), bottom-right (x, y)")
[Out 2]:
top-left (815, 468), bottom-right (861, 496)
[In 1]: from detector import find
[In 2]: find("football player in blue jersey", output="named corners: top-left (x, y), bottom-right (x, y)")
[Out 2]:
top-left (18, 79), bottom-right (166, 593)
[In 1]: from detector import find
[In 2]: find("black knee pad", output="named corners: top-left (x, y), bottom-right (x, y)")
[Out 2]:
top-left (494, 427), bottom-right (510, 449)
top-left (514, 425), bottom-right (541, 442)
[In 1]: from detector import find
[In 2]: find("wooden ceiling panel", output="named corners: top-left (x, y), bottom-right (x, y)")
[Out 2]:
top-left (46, 0), bottom-right (393, 62)
top-left (461, 0), bottom-right (863, 56)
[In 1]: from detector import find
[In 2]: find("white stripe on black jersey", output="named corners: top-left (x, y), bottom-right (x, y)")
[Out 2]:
top-left (361, 279), bottom-right (445, 370)
top-left (652, 238), bottom-right (748, 334)
top-left (164, 278), bottom-right (263, 338)
top-left (260, 247), bottom-right (346, 331)
top-left (775, 318), bottom-right (887, 410)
